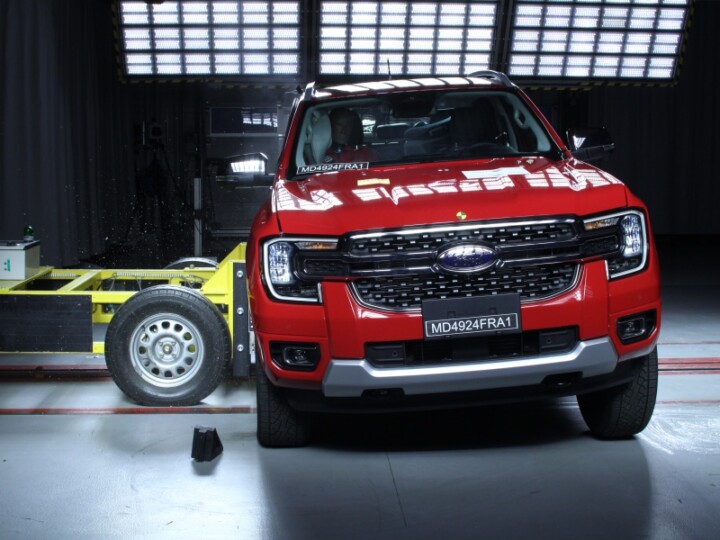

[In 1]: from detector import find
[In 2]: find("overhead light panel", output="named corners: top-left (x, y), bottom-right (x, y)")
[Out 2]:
top-left (118, 1), bottom-right (300, 78)
top-left (318, 1), bottom-right (499, 77)
top-left (118, 0), bottom-right (692, 83)
top-left (508, 0), bottom-right (690, 81)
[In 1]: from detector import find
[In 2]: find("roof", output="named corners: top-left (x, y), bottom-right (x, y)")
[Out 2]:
top-left (303, 70), bottom-right (516, 101)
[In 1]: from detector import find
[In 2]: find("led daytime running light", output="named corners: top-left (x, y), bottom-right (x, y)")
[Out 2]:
top-left (294, 241), bottom-right (338, 250)
top-left (583, 216), bottom-right (619, 231)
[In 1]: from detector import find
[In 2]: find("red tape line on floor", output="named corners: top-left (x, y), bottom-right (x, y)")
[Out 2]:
top-left (659, 357), bottom-right (720, 373)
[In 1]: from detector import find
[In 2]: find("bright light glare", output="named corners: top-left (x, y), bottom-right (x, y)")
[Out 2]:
top-left (119, 0), bottom-right (300, 77)
top-left (230, 159), bottom-right (266, 174)
top-left (318, 0), bottom-right (496, 76)
top-left (120, 0), bottom-right (687, 80)
top-left (508, 0), bottom-right (688, 80)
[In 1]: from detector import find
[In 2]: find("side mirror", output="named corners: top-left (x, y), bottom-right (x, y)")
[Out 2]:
top-left (566, 127), bottom-right (614, 162)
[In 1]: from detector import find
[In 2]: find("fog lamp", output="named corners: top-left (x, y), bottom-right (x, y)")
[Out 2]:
top-left (270, 342), bottom-right (321, 371)
top-left (617, 311), bottom-right (656, 344)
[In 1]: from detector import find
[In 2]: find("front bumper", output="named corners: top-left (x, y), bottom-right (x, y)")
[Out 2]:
top-left (322, 337), bottom-right (616, 398)
top-left (252, 257), bottom-right (660, 388)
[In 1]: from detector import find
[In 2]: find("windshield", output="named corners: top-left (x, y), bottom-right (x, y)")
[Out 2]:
top-left (290, 90), bottom-right (558, 178)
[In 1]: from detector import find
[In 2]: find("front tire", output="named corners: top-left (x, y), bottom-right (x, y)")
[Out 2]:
top-left (578, 347), bottom-right (658, 439)
top-left (256, 366), bottom-right (310, 448)
top-left (105, 285), bottom-right (230, 406)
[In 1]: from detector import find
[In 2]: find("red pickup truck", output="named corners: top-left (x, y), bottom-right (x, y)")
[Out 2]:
top-left (247, 71), bottom-right (661, 447)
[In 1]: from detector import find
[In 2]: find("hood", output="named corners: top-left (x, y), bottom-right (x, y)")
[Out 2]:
top-left (273, 157), bottom-right (628, 235)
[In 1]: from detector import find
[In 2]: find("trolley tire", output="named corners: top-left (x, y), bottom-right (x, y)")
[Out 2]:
top-left (105, 285), bottom-right (230, 406)
top-left (578, 347), bottom-right (658, 439)
top-left (164, 257), bottom-right (218, 270)
top-left (256, 367), bottom-right (310, 448)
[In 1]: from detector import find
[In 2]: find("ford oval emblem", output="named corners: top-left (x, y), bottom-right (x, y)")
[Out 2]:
top-left (436, 244), bottom-right (497, 274)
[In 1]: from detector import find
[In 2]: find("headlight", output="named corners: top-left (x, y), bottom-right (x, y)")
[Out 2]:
top-left (267, 242), bottom-right (294, 285)
top-left (262, 238), bottom-right (339, 302)
top-left (619, 214), bottom-right (643, 258)
top-left (584, 210), bottom-right (647, 279)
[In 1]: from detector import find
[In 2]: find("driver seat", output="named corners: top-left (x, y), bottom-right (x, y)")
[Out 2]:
top-left (450, 100), bottom-right (499, 146)
top-left (309, 112), bottom-right (332, 163)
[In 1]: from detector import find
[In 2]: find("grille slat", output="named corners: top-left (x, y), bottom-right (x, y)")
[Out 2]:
top-left (348, 221), bottom-right (576, 256)
top-left (353, 263), bottom-right (578, 310)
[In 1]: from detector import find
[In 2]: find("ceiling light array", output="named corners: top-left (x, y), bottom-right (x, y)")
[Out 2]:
top-left (508, 0), bottom-right (689, 79)
top-left (318, 1), bottom-right (497, 76)
top-left (120, 1), bottom-right (300, 76)
top-left (117, 0), bottom-right (690, 81)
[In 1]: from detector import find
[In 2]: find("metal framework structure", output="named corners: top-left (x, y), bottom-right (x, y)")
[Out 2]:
top-left (0, 245), bottom-right (253, 376)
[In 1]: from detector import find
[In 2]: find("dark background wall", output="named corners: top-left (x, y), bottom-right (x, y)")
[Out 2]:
top-left (1, 0), bottom-right (135, 267)
top-left (586, 0), bottom-right (719, 235)
top-left (1, 0), bottom-right (717, 268)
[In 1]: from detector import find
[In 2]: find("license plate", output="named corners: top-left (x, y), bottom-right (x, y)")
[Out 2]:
top-left (422, 294), bottom-right (521, 339)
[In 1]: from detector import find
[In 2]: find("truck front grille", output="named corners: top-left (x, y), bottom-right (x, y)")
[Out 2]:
top-left (352, 263), bottom-right (578, 310)
top-left (291, 217), bottom-right (618, 309)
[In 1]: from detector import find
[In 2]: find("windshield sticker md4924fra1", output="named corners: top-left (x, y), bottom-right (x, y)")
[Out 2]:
top-left (298, 162), bottom-right (369, 174)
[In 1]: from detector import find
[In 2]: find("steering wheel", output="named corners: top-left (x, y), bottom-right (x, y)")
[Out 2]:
top-left (457, 142), bottom-right (513, 157)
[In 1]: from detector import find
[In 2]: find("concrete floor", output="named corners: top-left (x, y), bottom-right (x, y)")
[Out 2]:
top-left (1, 237), bottom-right (719, 539)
